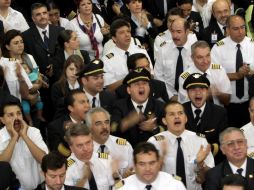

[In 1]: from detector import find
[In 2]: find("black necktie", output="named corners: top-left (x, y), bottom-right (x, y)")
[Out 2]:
top-left (92, 97), bottom-right (96, 108)
top-left (89, 170), bottom-right (98, 190)
top-left (175, 47), bottom-right (184, 91)
top-left (42, 30), bottom-right (49, 49)
top-left (223, 26), bottom-right (226, 36)
top-left (176, 137), bottom-right (186, 187)
top-left (237, 168), bottom-right (243, 176)
top-left (145, 184), bottom-right (152, 190)
top-left (236, 44), bottom-right (244, 99)
top-left (125, 51), bottom-right (130, 57)
top-left (194, 109), bottom-right (202, 128)
top-left (137, 105), bottom-right (143, 114)
top-left (100, 145), bottom-right (105, 153)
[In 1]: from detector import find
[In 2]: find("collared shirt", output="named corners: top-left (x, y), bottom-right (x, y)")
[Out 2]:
top-left (131, 99), bottom-right (149, 113)
top-left (0, 126), bottom-right (48, 190)
top-left (93, 135), bottom-right (133, 175)
top-left (217, 22), bottom-right (225, 35)
top-left (211, 36), bottom-right (254, 103)
top-left (191, 103), bottom-right (206, 118)
top-left (66, 14), bottom-right (104, 59)
top-left (178, 63), bottom-right (232, 106)
top-left (228, 158), bottom-right (247, 177)
top-left (0, 7), bottom-right (29, 32)
top-left (83, 89), bottom-right (100, 107)
top-left (241, 122), bottom-right (254, 157)
top-left (46, 185), bottom-right (65, 190)
top-left (154, 30), bottom-right (197, 61)
top-left (36, 25), bottom-right (49, 42)
top-left (65, 152), bottom-right (114, 190)
top-left (67, 80), bottom-right (80, 90)
top-left (154, 39), bottom-right (195, 98)
top-left (102, 44), bottom-right (154, 86)
top-left (148, 130), bottom-right (215, 190)
top-left (115, 171), bottom-right (186, 190)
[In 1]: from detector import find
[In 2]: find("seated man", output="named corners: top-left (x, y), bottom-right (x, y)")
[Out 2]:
top-left (114, 142), bottom-right (186, 190)
top-left (221, 174), bottom-right (246, 190)
top-left (0, 100), bottom-right (48, 189)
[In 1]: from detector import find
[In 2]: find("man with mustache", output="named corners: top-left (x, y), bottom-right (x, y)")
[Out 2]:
top-left (0, 100), bottom-right (48, 190)
top-left (154, 18), bottom-right (195, 101)
top-left (77, 58), bottom-right (116, 114)
top-left (148, 101), bottom-right (214, 189)
top-left (85, 107), bottom-right (133, 178)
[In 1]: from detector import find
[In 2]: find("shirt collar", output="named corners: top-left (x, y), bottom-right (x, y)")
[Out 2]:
top-left (191, 102), bottom-right (206, 117)
top-left (83, 88), bottom-right (100, 107)
top-left (36, 24), bottom-right (49, 35)
top-left (67, 80), bottom-right (80, 90)
top-left (131, 98), bottom-right (149, 113)
top-left (167, 130), bottom-right (188, 144)
top-left (228, 158), bottom-right (247, 177)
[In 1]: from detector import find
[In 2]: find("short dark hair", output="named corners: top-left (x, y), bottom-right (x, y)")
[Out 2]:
top-left (41, 151), bottom-right (67, 173)
top-left (47, 0), bottom-right (60, 11)
top-left (124, 0), bottom-right (142, 4)
top-left (163, 101), bottom-right (185, 117)
top-left (221, 174), bottom-right (246, 189)
top-left (133, 142), bottom-right (159, 164)
top-left (177, 0), bottom-right (193, 6)
top-left (64, 123), bottom-right (91, 145)
top-left (110, 18), bottom-right (130, 37)
top-left (165, 7), bottom-right (182, 23)
top-left (0, 99), bottom-right (22, 117)
top-left (64, 89), bottom-right (86, 110)
top-left (31, 3), bottom-right (48, 15)
top-left (127, 53), bottom-right (148, 70)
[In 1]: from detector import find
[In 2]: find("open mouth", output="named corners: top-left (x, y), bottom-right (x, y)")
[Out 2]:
top-left (14, 119), bottom-right (21, 132)
top-left (138, 90), bottom-right (145, 96)
top-left (195, 97), bottom-right (202, 102)
top-left (174, 120), bottom-right (182, 126)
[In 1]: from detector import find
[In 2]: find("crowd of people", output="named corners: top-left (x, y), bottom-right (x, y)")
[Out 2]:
top-left (0, 0), bottom-right (254, 190)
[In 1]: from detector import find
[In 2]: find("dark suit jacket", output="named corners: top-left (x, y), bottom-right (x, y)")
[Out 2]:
top-left (0, 161), bottom-right (20, 190)
top-left (111, 97), bottom-right (165, 147)
top-left (41, 184), bottom-right (87, 190)
top-left (115, 79), bottom-right (170, 103)
top-left (0, 20), bottom-right (4, 44)
top-left (201, 20), bottom-right (225, 48)
top-left (205, 157), bottom-right (254, 190)
top-left (183, 101), bottom-right (228, 163)
top-left (99, 90), bottom-right (116, 114)
top-left (187, 11), bottom-right (204, 40)
top-left (22, 24), bottom-right (64, 77)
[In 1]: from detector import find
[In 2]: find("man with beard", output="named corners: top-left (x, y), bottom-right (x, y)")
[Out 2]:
top-left (47, 89), bottom-right (90, 157)
top-left (148, 101), bottom-right (214, 189)
top-left (86, 107), bottom-right (133, 177)
top-left (77, 59), bottom-right (115, 114)
top-left (206, 127), bottom-right (254, 190)
top-left (0, 100), bottom-right (48, 190)
top-left (111, 68), bottom-right (165, 147)
top-left (41, 151), bottom-right (87, 190)
top-left (64, 123), bottom-right (115, 189)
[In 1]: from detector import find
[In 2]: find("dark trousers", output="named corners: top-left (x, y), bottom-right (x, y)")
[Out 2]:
top-left (225, 101), bottom-right (249, 128)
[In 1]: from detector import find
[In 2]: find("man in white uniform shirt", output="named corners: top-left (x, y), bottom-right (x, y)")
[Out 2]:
top-left (148, 101), bottom-right (214, 189)
top-left (154, 18), bottom-right (195, 101)
top-left (211, 15), bottom-right (254, 127)
top-left (0, 100), bottom-right (48, 190)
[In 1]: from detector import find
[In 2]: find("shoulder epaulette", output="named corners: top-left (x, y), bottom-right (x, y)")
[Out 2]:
top-left (216, 40), bottom-right (224, 46)
top-left (106, 53), bottom-right (114, 59)
top-left (160, 41), bottom-right (166, 47)
top-left (251, 38), bottom-right (254, 42)
top-left (173, 175), bottom-right (182, 181)
top-left (154, 135), bottom-right (165, 141)
top-left (211, 64), bottom-right (221, 69)
top-left (248, 152), bottom-right (254, 158)
top-left (180, 71), bottom-right (190, 79)
top-left (98, 152), bottom-right (109, 159)
top-left (158, 32), bottom-right (165, 37)
top-left (114, 180), bottom-right (125, 189)
top-left (196, 133), bottom-right (206, 138)
top-left (9, 58), bottom-right (16, 61)
top-left (240, 128), bottom-right (244, 132)
top-left (116, 138), bottom-right (127, 145)
top-left (67, 158), bottom-right (75, 167)
top-left (138, 45), bottom-right (145, 49)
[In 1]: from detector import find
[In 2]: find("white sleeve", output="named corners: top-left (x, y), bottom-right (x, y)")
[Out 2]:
top-left (20, 64), bottom-right (33, 89)
top-left (178, 76), bottom-right (189, 103)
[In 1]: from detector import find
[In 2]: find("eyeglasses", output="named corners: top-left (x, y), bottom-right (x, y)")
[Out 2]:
top-left (221, 139), bottom-right (247, 148)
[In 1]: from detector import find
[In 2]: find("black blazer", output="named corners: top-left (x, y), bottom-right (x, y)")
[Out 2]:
top-left (111, 97), bottom-right (165, 147)
top-left (183, 101), bottom-right (228, 163)
top-left (41, 184), bottom-right (87, 190)
top-left (0, 20), bottom-right (4, 44)
top-left (205, 157), bottom-right (254, 190)
top-left (99, 90), bottom-right (116, 114)
top-left (115, 79), bottom-right (170, 103)
top-left (0, 161), bottom-right (20, 190)
top-left (187, 11), bottom-right (204, 40)
top-left (22, 24), bottom-right (64, 76)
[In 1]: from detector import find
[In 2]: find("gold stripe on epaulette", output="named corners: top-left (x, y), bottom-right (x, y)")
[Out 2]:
top-left (251, 38), bottom-right (254, 42)
top-left (138, 45), bottom-right (145, 49)
top-left (67, 158), bottom-right (75, 167)
top-left (212, 143), bottom-right (219, 156)
top-left (58, 143), bottom-right (71, 157)
top-left (196, 133), bottom-right (206, 138)
top-left (116, 138), bottom-right (127, 145)
top-left (114, 180), bottom-right (125, 189)
top-left (106, 53), bottom-right (114, 59)
top-left (248, 152), bottom-right (254, 158)
top-left (98, 152), bottom-right (109, 159)
top-left (9, 58), bottom-right (16, 61)
top-left (181, 72), bottom-right (190, 79)
top-left (158, 32), bottom-right (165, 36)
top-left (216, 40), bottom-right (224, 46)
top-left (160, 41), bottom-right (166, 47)
top-left (211, 64), bottom-right (221, 69)
top-left (154, 135), bottom-right (165, 141)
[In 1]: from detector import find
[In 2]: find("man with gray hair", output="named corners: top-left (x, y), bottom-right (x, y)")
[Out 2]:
top-left (206, 127), bottom-right (254, 190)
top-left (85, 107), bottom-right (133, 177)
top-left (64, 123), bottom-right (115, 190)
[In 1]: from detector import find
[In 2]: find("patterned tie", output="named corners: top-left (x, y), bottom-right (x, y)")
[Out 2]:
top-left (42, 30), bottom-right (49, 49)
top-left (92, 97), bottom-right (96, 108)
top-left (175, 47), bottom-right (184, 91)
top-left (176, 137), bottom-right (186, 187)
top-left (236, 44), bottom-right (244, 99)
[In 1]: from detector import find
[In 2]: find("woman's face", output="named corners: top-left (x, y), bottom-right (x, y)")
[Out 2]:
top-left (79, 0), bottom-right (92, 15)
top-left (128, 0), bottom-right (142, 14)
top-left (66, 62), bottom-right (79, 82)
top-left (48, 8), bottom-right (60, 25)
top-left (6, 35), bottom-right (24, 57)
top-left (65, 32), bottom-right (80, 50)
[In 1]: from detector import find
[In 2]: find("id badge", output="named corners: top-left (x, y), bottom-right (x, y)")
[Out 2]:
top-left (211, 33), bottom-right (218, 44)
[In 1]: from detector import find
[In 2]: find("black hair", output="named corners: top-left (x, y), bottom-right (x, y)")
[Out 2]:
top-left (127, 53), bottom-right (148, 70)
top-left (133, 142), bottom-right (159, 164)
top-left (41, 151), bottom-right (67, 173)
top-left (110, 18), bottom-right (130, 37)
